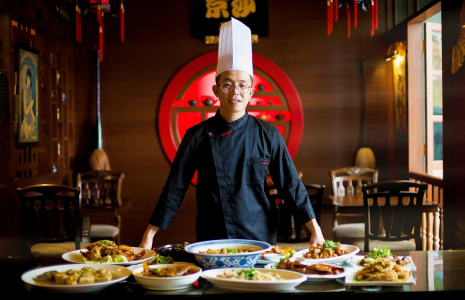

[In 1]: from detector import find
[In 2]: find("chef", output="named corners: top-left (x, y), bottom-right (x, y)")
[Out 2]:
top-left (140, 18), bottom-right (325, 249)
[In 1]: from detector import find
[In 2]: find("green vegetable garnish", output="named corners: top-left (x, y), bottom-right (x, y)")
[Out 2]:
top-left (367, 247), bottom-right (392, 259)
top-left (322, 239), bottom-right (340, 249)
top-left (237, 267), bottom-right (258, 280)
top-left (225, 247), bottom-right (238, 253)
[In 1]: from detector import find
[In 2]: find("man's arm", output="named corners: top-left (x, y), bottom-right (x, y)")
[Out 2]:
top-left (139, 224), bottom-right (160, 250)
top-left (305, 218), bottom-right (325, 246)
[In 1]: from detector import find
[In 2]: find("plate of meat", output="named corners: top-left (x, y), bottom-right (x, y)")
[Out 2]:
top-left (265, 260), bottom-right (347, 282)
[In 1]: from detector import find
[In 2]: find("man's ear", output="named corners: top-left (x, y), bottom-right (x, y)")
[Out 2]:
top-left (250, 88), bottom-right (254, 97)
top-left (212, 85), bottom-right (219, 97)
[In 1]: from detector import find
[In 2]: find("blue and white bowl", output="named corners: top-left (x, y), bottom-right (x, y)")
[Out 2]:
top-left (184, 239), bottom-right (272, 269)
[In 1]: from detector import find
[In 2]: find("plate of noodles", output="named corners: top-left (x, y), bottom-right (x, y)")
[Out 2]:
top-left (62, 240), bottom-right (155, 265)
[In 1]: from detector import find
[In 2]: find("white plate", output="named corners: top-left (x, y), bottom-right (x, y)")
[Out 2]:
top-left (62, 247), bottom-right (156, 265)
top-left (352, 255), bottom-right (417, 272)
top-left (201, 268), bottom-right (307, 291)
top-left (293, 244), bottom-right (360, 265)
top-left (264, 263), bottom-right (348, 282)
top-left (21, 263), bottom-right (131, 293)
top-left (132, 264), bottom-right (202, 291)
top-left (344, 267), bottom-right (416, 286)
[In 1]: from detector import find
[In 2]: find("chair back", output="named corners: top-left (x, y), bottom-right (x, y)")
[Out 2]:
top-left (16, 184), bottom-right (81, 256)
top-left (77, 171), bottom-right (125, 206)
top-left (330, 167), bottom-right (379, 196)
top-left (362, 180), bottom-right (428, 252)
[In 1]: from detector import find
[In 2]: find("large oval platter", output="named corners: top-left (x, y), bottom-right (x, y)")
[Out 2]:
top-left (21, 263), bottom-right (131, 293)
top-left (200, 268), bottom-right (306, 291)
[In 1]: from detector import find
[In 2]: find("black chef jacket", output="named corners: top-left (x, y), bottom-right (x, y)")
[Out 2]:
top-left (149, 110), bottom-right (316, 245)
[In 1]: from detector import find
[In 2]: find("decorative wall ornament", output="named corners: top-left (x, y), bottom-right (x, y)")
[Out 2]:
top-left (452, 0), bottom-right (465, 74)
top-left (193, 0), bottom-right (268, 44)
top-left (387, 41), bottom-right (407, 133)
top-left (17, 44), bottom-right (40, 147)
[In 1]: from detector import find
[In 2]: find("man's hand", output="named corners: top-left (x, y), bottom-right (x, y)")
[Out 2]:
top-left (139, 224), bottom-right (159, 250)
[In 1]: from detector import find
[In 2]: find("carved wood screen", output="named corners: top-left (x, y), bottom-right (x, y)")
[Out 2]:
top-left (3, 18), bottom-right (75, 183)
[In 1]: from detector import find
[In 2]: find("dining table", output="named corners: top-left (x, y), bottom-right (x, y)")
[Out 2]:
top-left (328, 194), bottom-right (441, 251)
top-left (80, 198), bottom-right (133, 243)
top-left (14, 248), bottom-right (465, 299)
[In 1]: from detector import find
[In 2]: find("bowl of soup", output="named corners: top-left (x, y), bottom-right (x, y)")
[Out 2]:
top-left (184, 239), bottom-right (272, 269)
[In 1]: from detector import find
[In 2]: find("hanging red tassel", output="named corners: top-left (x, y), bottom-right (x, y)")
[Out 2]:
top-left (120, 1), bottom-right (125, 43)
top-left (97, 1), bottom-right (101, 25)
top-left (354, 0), bottom-right (357, 28)
top-left (329, 0), bottom-right (334, 32)
top-left (375, 0), bottom-right (378, 29)
top-left (327, 0), bottom-right (331, 36)
top-left (99, 26), bottom-right (103, 62)
top-left (334, 0), bottom-right (338, 21)
top-left (371, 0), bottom-right (374, 37)
top-left (78, 7), bottom-right (82, 42)
top-left (101, 12), bottom-right (104, 46)
top-left (347, 4), bottom-right (350, 38)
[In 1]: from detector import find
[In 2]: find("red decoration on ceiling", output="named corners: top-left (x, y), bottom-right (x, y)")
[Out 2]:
top-left (326, 0), bottom-right (377, 38)
top-left (159, 51), bottom-right (304, 186)
top-left (75, 1), bottom-right (125, 61)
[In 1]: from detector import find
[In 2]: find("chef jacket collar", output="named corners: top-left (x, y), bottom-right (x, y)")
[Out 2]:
top-left (213, 109), bottom-right (250, 132)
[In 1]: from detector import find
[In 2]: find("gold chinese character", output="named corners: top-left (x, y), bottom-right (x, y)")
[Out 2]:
top-left (206, 0), bottom-right (229, 19)
top-left (231, 0), bottom-right (256, 18)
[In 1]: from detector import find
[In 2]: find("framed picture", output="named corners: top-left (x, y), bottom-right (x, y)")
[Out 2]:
top-left (17, 43), bottom-right (40, 147)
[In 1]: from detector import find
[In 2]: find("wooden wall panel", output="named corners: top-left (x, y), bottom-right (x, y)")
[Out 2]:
top-left (73, 0), bottom-right (393, 248)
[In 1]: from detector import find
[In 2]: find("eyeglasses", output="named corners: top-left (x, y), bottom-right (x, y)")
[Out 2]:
top-left (220, 82), bottom-right (253, 94)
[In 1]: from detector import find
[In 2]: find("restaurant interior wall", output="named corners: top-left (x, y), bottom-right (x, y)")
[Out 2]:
top-left (6, 0), bottom-right (456, 256)
top-left (72, 0), bottom-right (394, 248)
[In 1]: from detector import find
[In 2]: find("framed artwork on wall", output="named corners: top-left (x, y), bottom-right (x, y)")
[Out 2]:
top-left (17, 43), bottom-right (40, 147)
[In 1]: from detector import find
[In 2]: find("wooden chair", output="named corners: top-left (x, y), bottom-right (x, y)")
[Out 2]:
top-left (16, 184), bottom-right (82, 259)
top-left (271, 182), bottom-right (325, 250)
top-left (330, 166), bottom-right (379, 244)
top-left (77, 171), bottom-right (125, 244)
top-left (352, 180), bottom-right (428, 252)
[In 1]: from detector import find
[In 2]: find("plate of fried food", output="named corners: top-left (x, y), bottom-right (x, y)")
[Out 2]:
top-left (257, 245), bottom-right (296, 264)
top-left (21, 264), bottom-right (131, 292)
top-left (293, 240), bottom-right (360, 265)
top-left (354, 247), bottom-right (417, 271)
top-left (62, 240), bottom-right (155, 265)
top-left (345, 257), bottom-right (415, 286)
top-left (264, 259), bottom-right (347, 282)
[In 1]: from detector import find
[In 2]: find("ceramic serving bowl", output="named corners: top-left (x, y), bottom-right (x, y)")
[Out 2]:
top-left (184, 239), bottom-right (272, 269)
top-left (132, 263), bottom-right (202, 291)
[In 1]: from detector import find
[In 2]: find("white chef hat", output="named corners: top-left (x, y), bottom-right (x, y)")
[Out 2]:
top-left (216, 18), bottom-right (253, 79)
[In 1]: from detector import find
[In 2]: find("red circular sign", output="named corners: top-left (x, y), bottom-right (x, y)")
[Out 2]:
top-left (159, 51), bottom-right (303, 185)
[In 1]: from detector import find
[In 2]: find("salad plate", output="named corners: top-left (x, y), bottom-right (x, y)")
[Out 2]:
top-left (264, 263), bottom-right (348, 282)
top-left (21, 263), bottom-right (131, 293)
top-left (62, 247), bottom-right (156, 265)
top-left (293, 244), bottom-right (360, 265)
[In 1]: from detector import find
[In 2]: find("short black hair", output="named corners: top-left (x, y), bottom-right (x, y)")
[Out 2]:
top-left (215, 73), bottom-right (253, 86)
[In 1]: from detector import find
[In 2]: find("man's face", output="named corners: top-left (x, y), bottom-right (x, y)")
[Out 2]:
top-left (212, 70), bottom-right (254, 121)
